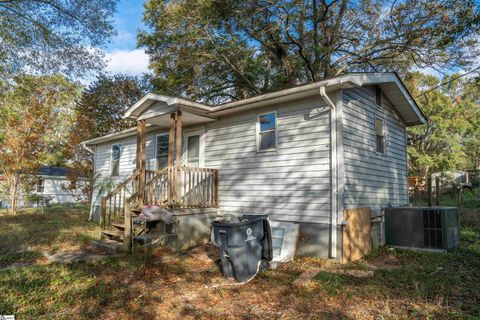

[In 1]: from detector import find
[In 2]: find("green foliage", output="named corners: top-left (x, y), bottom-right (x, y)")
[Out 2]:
top-left (0, 0), bottom-right (118, 78)
top-left (0, 74), bottom-right (81, 213)
top-left (139, 0), bottom-right (480, 103)
top-left (405, 72), bottom-right (480, 175)
top-left (74, 74), bottom-right (150, 139)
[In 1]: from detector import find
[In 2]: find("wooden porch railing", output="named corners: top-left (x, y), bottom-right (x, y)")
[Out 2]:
top-left (100, 169), bottom-right (141, 229)
top-left (101, 166), bottom-right (219, 229)
top-left (144, 166), bottom-right (219, 208)
top-left (100, 166), bottom-right (219, 251)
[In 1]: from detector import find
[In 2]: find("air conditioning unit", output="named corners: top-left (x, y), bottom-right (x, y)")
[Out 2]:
top-left (385, 207), bottom-right (460, 250)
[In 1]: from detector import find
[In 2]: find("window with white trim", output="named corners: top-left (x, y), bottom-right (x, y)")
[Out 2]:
top-left (36, 179), bottom-right (44, 193)
top-left (375, 118), bottom-right (385, 154)
top-left (257, 112), bottom-right (277, 151)
top-left (111, 144), bottom-right (121, 176)
top-left (156, 134), bottom-right (169, 169)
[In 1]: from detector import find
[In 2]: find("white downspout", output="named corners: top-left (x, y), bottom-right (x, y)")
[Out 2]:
top-left (81, 143), bottom-right (96, 220)
top-left (320, 86), bottom-right (338, 258)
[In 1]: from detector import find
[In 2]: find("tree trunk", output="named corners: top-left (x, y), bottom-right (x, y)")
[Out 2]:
top-left (9, 175), bottom-right (20, 214)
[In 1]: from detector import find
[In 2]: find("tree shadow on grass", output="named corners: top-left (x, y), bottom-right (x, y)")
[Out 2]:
top-left (0, 208), bottom-right (98, 267)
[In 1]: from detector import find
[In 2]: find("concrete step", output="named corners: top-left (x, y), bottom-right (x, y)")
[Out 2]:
top-left (91, 239), bottom-right (123, 254)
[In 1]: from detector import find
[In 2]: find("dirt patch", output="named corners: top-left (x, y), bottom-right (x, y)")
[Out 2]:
top-left (366, 253), bottom-right (402, 270)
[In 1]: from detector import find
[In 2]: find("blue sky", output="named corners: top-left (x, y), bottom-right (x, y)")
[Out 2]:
top-left (103, 0), bottom-right (150, 76)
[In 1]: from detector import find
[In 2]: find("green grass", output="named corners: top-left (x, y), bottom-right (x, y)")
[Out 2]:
top-left (311, 208), bottom-right (480, 318)
top-left (1, 206), bottom-right (480, 319)
top-left (0, 205), bottom-right (96, 267)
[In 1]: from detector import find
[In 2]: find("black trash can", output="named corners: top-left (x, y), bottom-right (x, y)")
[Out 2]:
top-left (212, 215), bottom-right (272, 283)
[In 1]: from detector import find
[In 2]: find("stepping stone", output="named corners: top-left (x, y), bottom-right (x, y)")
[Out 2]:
top-left (92, 239), bottom-right (124, 253)
top-left (42, 250), bottom-right (111, 264)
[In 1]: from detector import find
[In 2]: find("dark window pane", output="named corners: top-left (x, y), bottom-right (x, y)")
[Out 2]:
top-left (260, 131), bottom-right (276, 150)
top-left (157, 135), bottom-right (169, 156)
top-left (37, 180), bottom-right (44, 193)
top-left (259, 113), bottom-right (276, 132)
top-left (376, 135), bottom-right (384, 153)
top-left (112, 144), bottom-right (121, 160)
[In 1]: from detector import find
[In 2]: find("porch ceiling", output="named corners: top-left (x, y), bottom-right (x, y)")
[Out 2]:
top-left (144, 110), bottom-right (216, 128)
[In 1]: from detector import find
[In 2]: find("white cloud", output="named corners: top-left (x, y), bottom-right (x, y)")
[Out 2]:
top-left (104, 49), bottom-right (150, 76)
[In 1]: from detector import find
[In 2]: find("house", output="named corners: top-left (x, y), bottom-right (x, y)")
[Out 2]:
top-left (0, 166), bottom-right (88, 208)
top-left (82, 72), bottom-right (426, 258)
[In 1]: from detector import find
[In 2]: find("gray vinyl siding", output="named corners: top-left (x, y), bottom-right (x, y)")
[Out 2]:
top-left (342, 86), bottom-right (408, 215)
top-left (92, 131), bottom-right (165, 206)
top-left (204, 97), bottom-right (332, 224)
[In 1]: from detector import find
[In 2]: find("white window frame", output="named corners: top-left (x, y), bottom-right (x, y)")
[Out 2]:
top-left (375, 116), bottom-right (386, 156)
top-left (155, 133), bottom-right (169, 170)
top-left (183, 128), bottom-right (205, 167)
top-left (256, 111), bottom-right (278, 152)
top-left (36, 178), bottom-right (45, 193)
top-left (110, 143), bottom-right (122, 177)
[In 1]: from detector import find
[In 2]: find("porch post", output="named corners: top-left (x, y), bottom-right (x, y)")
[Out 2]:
top-left (175, 111), bottom-right (183, 204)
top-left (136, 122), bottom-right (142, 170)
top-left (167, 113), bottom-right (176, 167)
top-left (138, 120), bottom-right (146, 204)
top-left (175, 110), bottom-right (183, 166)
top-left (167, 113), bottom-right (176, 204)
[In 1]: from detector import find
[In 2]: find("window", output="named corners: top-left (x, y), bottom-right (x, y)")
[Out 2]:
top-left (271, 227), bottom-right (285, 257)
top-left (111, 144), bottom-right (121, 176)
top-left (375, 118), bottom-right (385, 154)
top-left (36, 179), bottom-right (44, 193)
top-left (257, 112), bottom-right (277, 151)
top-left (156, 134), bottom-right (169, 169)
top-left (374, 86), bottom-right (382, 107)
top-left (186, 135), bottom-right (200, 167)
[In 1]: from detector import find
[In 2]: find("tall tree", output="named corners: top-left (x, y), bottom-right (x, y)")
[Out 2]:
top-left (0, 75), bottom-right (81, 214)
top-left (0, 0), bottom-right (118, 78)
top-left (404, 72), bottom-right (474, 176)
top-left (65, 74), bottom-right (150, 219)
top-left (74, 74), bottom-right (150, 139)
top-left (139, 0), bottom-right (480, 103)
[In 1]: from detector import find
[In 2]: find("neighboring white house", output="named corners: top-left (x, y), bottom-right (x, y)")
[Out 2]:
top-left (83, 72), bottom-right (426, 258)
top-left (0, 166), bottom-right (88, 208)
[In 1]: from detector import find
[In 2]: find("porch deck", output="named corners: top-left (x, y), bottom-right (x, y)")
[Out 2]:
top-left (99, 110), bottom-right (219, 251)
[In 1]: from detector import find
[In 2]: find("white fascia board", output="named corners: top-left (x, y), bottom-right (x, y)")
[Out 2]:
top-left (81, 123), bottom-right (155, 146)
top-left (124, 93), bottom-right (213, 119)
top-left (209, 76), bottom-right (358, 116)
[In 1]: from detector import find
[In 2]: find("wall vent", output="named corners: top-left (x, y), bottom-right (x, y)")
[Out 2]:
top-left (374, 86), bottom-right (382, 107)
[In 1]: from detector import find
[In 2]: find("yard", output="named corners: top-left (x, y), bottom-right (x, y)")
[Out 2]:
top-left (1, 206), bottom-right (479, 319)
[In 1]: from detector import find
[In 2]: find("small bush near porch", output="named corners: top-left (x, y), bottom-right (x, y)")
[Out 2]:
top-left (1, 206), bottom-right (479, 319)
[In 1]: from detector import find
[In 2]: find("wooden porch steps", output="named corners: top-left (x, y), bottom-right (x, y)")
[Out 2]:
top-left (111, 222), bottom-right (125, 229)
top-left (101, 228), bottom-right (124, 240)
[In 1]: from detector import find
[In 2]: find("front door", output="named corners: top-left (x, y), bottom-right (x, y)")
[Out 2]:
top-left (184, 129), bottom-right (204, 167)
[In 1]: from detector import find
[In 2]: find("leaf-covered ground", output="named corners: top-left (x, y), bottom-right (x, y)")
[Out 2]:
top-left (0, 206), bottom-right (479, 319)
